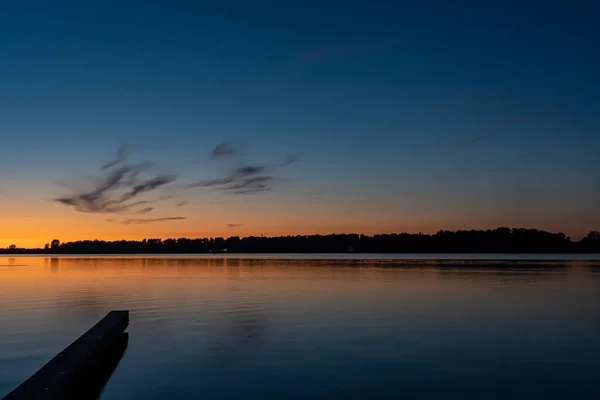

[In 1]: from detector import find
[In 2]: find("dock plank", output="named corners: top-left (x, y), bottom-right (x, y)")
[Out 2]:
top-left (2, 310), bottom-right (129, 400)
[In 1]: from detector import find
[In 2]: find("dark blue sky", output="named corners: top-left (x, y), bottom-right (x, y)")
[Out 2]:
top-left (1, 1), bottom-right (599, 244)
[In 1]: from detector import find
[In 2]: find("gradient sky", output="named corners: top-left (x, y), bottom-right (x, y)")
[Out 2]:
top-left (1, 1), bottom-right (599, 247)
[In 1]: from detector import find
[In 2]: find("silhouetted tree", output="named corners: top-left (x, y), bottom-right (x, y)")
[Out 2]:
top-left (1, 227), bottom-right (597, 254)
top-left (580, 231), bottom-right (600, 252)
top-left (51, 239), bottom-right (60, 252)
top-left (583, 231), bottom-right (600, 241)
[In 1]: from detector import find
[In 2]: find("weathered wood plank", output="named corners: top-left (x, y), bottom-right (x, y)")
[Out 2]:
top-left (2, 310), bottom-right (129, 400)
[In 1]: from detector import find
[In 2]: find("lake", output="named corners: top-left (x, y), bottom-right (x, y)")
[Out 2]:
top-left (1, 255), bottom-right (599, 399)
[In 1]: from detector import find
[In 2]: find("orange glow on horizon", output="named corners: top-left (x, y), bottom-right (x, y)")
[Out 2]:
top-left (0, 195), bottom-right (595, 248)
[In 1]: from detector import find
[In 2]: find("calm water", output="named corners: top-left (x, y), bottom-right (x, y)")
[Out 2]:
top-left (1, 255), bottom-right (599, 399)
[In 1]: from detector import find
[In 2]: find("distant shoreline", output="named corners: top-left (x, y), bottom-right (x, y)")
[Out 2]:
top-left (1, 253), bottom-right (599, 261)
top-left (3, 228), bottom-right (600, 255)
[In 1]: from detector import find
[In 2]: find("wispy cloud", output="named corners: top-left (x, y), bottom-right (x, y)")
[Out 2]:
top-left (211, 141), bottom-right (237, 158)
top-left (187, 143), bottom-right (298, 195)
top-left (188, 177), bottom-right (234, 188)
top-left (100, 144), bottom-right (131, 170)
top-left (55, 147), bottom-right (179, 214)
top-left (218, 177), bottom-right (273, 192)
top-left (234, 165), bottom-right (266, 177)
top-left (227, 223), bottom-right (242, 228)
top-left (276, 154), bottom-right (299, 167)
top-left (176, 200), bottom-right (188, 207)
top-left (134, 207), bottom-right (154, 214)
top-left (124, 175), bottom-right (177, 201)
top-left (123, 217), bottom-right (186, 225)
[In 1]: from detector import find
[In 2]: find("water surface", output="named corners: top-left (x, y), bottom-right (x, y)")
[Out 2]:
top-left (1, 255), bottom-right (599, 399)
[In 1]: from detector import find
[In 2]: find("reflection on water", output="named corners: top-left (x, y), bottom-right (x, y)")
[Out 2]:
top-left (62, 333), bottom-right (129, 400)
top-left (1, 256), bottom-right (599, 399)
top-left (207, 296), bottom-right (268, 368)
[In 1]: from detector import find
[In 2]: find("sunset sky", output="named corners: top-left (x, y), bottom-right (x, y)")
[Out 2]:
top-left (1, 1), bottom-right (599, 248)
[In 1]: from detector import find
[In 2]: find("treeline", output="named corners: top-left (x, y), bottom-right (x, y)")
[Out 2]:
top-left (3, 228), bottom-right (600, 254)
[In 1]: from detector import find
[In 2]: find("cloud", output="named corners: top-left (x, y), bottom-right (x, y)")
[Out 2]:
top-left (218, 176), bottom-right (274, 191)
top-left (100, 144), bottom-right (131, 170)
top-left (188, 165), bottom-right (274, 188)
top-left (470, 135), bottom-right (491, 144)
top-left (187, 144), bottom-right (299, 195)
top-left (187, 177), bottom-right (234, 188)
top-left (176, 200), bottom-right (188, 207)
top-left (134, 207), bottom-right (154, 214)
top-left (215, 176), bottom-right (275, 195)
top-left (55, 148), bottom-right (179, 214)
top-left (276, 153), bottom-right (299, 167)
top-left (121, 174), bottom-right (177, 202)
top-left (234, 188), bottom-right (271, 195)
top-left (227, 223), bottom-right (242, 228)
top-left (211, 141), bottom-right (237, 158)
top-left (123, 217), bottom-right (186, 225)
top-left (234, 165), bottom-right (265, 177)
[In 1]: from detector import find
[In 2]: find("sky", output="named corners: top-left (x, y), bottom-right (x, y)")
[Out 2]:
top-left (1, 0), bottom-right (599, 247)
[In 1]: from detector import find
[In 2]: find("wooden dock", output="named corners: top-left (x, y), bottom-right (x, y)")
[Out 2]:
top-left (2, 310), bottom-right (129, 400)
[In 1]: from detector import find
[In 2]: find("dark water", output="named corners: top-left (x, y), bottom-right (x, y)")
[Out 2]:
top-left (1, 255), bottom-right (599, 399)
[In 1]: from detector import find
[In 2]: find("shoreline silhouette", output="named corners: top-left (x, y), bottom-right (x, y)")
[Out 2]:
top-left (2, 228), bottom-right (599, 254)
